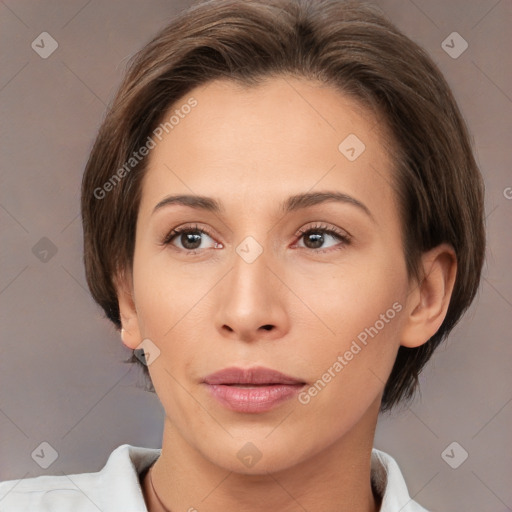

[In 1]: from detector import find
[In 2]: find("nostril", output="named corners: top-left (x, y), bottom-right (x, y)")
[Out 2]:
top-left (260, 324), bottom-right (274, 331)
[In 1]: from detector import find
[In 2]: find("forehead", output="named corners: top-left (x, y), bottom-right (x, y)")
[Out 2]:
top-left (140, 76), bottom-right (397, 221)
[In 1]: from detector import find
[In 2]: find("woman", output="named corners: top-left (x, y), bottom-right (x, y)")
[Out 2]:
top-left (0, 0), bottom-right (485, 510)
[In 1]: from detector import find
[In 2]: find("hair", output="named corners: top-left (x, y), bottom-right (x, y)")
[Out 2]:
top-left (81, 0), bottom-right (485, 411)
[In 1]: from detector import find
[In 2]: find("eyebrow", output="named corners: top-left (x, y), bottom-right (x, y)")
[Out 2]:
top-left (283, 191), bottom-right (374, 222)
top-left (153, 194), bottom-right (222, 214)
top-left (152, 191), bottom-right (375, 222)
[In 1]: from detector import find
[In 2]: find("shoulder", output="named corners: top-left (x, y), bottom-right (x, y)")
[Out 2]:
top-left (0, 444), bottom-right (160, 512)
top-left (371, 448), bottom-right (430, 512)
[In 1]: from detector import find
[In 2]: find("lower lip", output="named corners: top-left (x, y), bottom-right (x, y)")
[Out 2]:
top-left (205, 383), bottom-right (304, 413)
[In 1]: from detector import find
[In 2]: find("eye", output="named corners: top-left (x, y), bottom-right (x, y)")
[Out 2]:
top-left (162, 224), bottom-right (222, 252)
top-left (295, 223), bottom-right (351, 252)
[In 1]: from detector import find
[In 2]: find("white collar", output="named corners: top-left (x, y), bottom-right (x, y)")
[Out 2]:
top-left (0, 444), bottom-right (428, 511)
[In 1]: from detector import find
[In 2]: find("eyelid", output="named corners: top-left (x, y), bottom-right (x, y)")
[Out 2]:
top-left (161, 223), bottom-right (219, 248)
top-left (293, 222), bottom-right (352, 252)
top-left (294, 222), bottom-right (351, 241)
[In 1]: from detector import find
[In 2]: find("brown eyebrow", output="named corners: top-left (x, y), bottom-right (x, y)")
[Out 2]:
top-left (283, 191), bottom-right (375, 222)
top-left (152, 194), bottom-right (223, 215)
top-left (152, 191), bottom-right (375, 223)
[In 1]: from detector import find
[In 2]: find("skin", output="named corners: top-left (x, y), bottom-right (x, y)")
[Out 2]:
top-left (116, 76), bottom-right (457, 512)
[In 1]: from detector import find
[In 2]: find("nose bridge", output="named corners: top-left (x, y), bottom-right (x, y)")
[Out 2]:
top-left (215, 238), bottom-right (288, 339)
top-left (232, 242), bottom-right (270, 306)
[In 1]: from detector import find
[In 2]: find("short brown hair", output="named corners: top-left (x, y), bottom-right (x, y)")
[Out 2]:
top-left (81, 0), bottom-right (486, 411)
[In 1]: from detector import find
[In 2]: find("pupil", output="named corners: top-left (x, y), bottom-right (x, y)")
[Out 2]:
top-left (305, 232), bottom-right (323, 249)
top-left (182, 232), bottom-right (202, 249)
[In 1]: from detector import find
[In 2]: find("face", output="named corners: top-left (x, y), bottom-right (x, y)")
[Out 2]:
top-left (120, 76), bottom-right (416, 474)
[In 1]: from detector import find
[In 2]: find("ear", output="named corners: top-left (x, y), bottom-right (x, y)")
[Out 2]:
top-left (114, 268), bottom-right (142, 350)
top-left (400, 243), bottom-right (457, 348)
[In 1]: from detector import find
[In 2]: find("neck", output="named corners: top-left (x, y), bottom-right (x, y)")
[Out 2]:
top-left (147, 401), bottom-right (381, 512)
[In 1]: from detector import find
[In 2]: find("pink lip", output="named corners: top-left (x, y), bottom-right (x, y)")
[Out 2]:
top-left (203, 367), bottom-right (306, 413)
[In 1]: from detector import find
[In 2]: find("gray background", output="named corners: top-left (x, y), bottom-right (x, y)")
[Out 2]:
top-left (0, 1), bottom-right (511, 510)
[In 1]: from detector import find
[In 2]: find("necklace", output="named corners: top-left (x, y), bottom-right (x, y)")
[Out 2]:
top-left (148, 464), bottom-right (173, 512)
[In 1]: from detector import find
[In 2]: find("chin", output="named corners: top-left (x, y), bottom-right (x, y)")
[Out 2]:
top-left (196, 431), bottom-right (318, 476)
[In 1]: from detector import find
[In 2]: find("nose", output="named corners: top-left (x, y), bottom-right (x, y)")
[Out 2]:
top-left (214, 245), bottom-right (290, 343)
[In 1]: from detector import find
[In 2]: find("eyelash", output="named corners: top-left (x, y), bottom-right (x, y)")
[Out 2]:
top-left (295, 223), bottom-right (352, 253)
top-left (162, 224), bottom-right (215, 249)
top-left (162, 223), bottom-right (351, 254)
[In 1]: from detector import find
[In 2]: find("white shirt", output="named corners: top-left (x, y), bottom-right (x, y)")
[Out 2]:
top-left (0, 444), bottom-right (428, 511)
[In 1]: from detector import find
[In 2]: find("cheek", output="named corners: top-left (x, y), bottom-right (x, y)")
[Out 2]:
top-left (289, 253), bottom-right (405, 337)
top-left (131, 250), bottom-right (223, 398)
top-left (286, 254), bottom-right (406, 393)
top-left (132, 245), bottom-right (211, 337)
top-left (293, 285), bottom-right (403, 433)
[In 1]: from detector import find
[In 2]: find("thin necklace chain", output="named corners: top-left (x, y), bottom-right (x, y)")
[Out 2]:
top-left (149, 464), bottom-right (173, 512)
top-left (148, 462), bottom-right (381, 511)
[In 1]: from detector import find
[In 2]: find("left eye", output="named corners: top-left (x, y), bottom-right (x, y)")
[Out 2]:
top-left (165, 228), bottom-right (217, 251)
top-left (296, 228), bottom-right (349, 250)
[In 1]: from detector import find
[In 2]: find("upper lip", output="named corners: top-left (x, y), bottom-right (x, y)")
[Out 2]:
top-left (203, 366), bottom-right (305, 385)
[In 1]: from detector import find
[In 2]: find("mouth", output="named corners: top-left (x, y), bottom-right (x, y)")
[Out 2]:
top-left (202, 366), bottom-right (306, 413)
top-left (223, 384), bottom-right (278, 387)
top-left (203, 366), bottom-right (305, 386)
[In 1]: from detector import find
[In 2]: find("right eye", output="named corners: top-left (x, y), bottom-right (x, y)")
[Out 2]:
top-left (163, 224), bottom-right (222, 253)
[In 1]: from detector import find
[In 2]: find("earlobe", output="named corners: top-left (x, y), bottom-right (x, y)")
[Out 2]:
top-left (400, 244), bottom-right (457, 348)
top-left (114, 270), bottom-right (142, 350)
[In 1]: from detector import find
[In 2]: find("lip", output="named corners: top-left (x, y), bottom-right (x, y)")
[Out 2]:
top-left (203, 366), bottom-right (304, 386)
top-left (203, 366), bottom-right (306, 413)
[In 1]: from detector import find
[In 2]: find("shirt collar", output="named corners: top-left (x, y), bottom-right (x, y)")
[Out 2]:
top-left (371, 448), bottom-right (428, 511)
top-left (109, 445), bottom-right (427, 511)
top-left (12, 444), bottom-right (424, 511)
